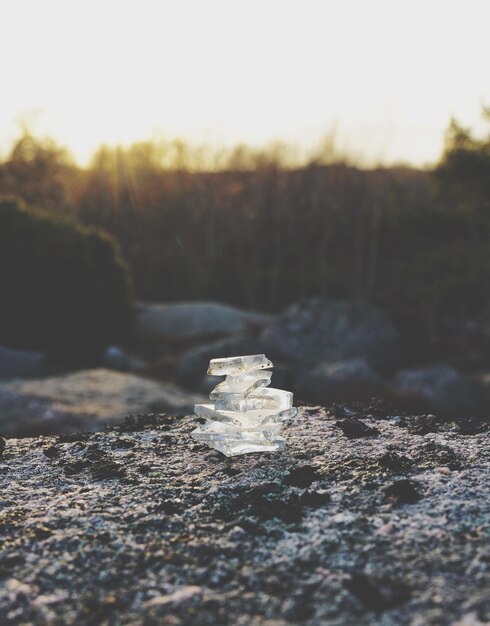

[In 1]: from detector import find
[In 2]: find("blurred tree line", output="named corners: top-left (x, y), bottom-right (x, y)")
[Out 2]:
top-left (1, 115), bottom-right (489, 350)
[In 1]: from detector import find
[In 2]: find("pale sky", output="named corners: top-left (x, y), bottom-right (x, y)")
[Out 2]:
top-left (1, 0), bottom-right (489, 166)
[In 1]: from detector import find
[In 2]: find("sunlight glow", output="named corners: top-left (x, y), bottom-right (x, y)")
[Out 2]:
top-left (1, 0), bottom-right (490, 165)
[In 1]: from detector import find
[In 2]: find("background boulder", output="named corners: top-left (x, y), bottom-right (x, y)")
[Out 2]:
top-left (0, 345), bottom-right (47, 380)
top-left (294, 358), bottom-right (383, 404)
top-left (262, 299), bottom-right (401, 372)
top-left (0, 368), bottom-right (204, 436)
top-left (391, 364), bottom-right (485, 416)
top-left (138, 302), bottom-right (272, 347)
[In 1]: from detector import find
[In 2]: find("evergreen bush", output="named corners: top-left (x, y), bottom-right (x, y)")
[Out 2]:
top-left (0, 197), bottom-right (134, 363)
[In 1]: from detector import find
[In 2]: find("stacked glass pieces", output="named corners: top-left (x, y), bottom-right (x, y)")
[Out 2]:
top-left (191, 354), bottom-right (297, 457)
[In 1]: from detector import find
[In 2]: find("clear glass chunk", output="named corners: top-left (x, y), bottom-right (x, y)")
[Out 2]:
top-left (192, 419), bottom-right (283, 438)
top-left (193, 428), bottom-right (286, 457)
top-left (246, 388), bottom-right (294, 411)
top-left (191, 420), bottom-right (286, 457)
top-left (207, 354), bottom-right (273, 376)
top-left (191, 354), bottom-right (295, 456)
top-left (213, 388), bottom-right (293, 412)
top-left (209, 370), bottom-right (272, 399)
top-left (194, 403), bottom-right (297, 426)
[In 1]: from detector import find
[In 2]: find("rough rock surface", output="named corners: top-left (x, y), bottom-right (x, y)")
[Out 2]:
top-left (0, 403), bottom-right (488, 625)
top-left (0, 369), bottom-right (204, 437)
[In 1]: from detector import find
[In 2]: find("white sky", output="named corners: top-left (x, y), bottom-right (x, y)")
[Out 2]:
top-left (1, 0), bottom-right (489, 166)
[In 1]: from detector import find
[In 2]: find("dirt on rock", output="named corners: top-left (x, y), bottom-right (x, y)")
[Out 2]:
top-left (0, 403), bottom-right (489, 625)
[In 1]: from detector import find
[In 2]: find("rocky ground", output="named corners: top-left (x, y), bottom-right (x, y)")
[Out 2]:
top-left (0, 402), bottom-right (489, 626)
